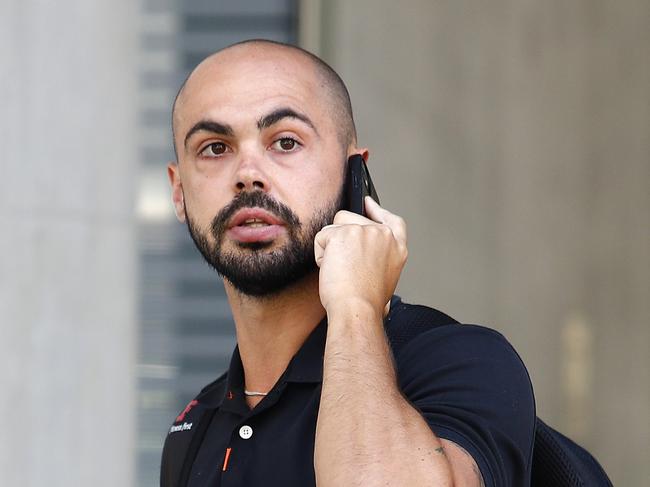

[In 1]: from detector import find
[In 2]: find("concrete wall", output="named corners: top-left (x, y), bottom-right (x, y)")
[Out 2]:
top-left (2, 1), bottom-right (647, 484)
top-left (0, 1), bottom-right (138, 486)
top-left (309, 1), bottom-right (650, 485)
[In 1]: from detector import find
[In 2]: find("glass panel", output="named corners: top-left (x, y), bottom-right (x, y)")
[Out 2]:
top-left (135, 1), bottom-right (298, 485)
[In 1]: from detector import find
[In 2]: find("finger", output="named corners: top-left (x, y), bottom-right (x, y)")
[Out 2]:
top-left (363, 196), bottom-right (389, 223)
top-left (319, 223), bottom-right (342, 232)
top-left (313, 225), bottom-right (338, 267)
top-left (332, 209), bottom-right (373, 226)
top-left (364, 197), bottom-right (408, 245)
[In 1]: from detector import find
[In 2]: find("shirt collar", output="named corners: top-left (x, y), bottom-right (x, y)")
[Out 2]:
top-left (283, 316), bottom-right (327, 383)
top-left (201, 316), bottom-right (328, 410)
top-left (199, 296), bottom-right (402, 410)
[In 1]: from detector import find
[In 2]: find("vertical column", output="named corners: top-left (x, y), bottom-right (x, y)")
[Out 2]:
top-left (0, 1), bottom-right (137, 486)
top-left (314, 1), bottom-right (649, 484)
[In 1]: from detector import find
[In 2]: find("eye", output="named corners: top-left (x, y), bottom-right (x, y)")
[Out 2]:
top-left (199, 142), bottom-right (229, 157)
top-left (271, 137), bottom-right (301, 152)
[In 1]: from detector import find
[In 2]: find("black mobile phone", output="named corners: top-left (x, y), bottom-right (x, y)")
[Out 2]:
top-left (343, 154), bottom-right (380, 216)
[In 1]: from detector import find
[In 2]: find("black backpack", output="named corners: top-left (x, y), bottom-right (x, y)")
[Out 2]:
top-left (531, 418), bottom-right (613, 487)
top-left (162, 301), bottom-right (613, 487)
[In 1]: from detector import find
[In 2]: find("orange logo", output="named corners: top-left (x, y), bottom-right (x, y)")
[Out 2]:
top-left (176, 399), bottom-right (198, 422)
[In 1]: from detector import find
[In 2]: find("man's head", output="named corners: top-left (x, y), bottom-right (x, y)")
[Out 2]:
top-left (168, 40), bottom-right (366, 297)
top-left (173, 40), bottom-right (357, 156)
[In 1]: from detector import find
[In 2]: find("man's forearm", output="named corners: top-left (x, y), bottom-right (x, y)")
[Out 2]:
top-left (314, 300), bottom-right (454, 487)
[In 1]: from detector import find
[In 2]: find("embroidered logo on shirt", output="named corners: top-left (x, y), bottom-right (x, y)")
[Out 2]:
top-left (176, 399), bottom-right (198, 422)
top-left (170, 422), bottom-right (193, 433)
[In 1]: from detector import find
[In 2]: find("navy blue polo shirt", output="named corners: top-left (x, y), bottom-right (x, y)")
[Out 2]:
top-left (160, 297), bottom-right (536, 486)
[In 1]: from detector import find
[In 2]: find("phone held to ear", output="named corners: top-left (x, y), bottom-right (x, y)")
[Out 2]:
top-left (344, 154), bottom-right (380, 216)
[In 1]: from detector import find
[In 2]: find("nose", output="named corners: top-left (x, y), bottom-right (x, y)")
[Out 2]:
top-left (233, 152), bottom-right (269, 193)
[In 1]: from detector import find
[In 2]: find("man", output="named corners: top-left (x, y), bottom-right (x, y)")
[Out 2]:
top-left (161, 39), bottom-right (535, 486)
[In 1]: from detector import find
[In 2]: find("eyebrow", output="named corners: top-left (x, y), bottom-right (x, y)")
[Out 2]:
top-left (184, 120), bottom-right (234, 149)
top-left (257, 107), bottom-right (319, 135)
top-left (183, 108), bottom-right (319, 150)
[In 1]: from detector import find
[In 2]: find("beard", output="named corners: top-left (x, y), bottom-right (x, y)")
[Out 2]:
top-left (185, 189), bottom-right (342, 297)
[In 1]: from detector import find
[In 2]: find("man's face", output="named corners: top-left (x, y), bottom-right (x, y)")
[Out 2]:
top-left (169, 45), bottom-right (347, 296)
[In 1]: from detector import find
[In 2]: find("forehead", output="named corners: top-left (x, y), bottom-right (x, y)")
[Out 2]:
top-left (175, 46), bottom-right (326, 131)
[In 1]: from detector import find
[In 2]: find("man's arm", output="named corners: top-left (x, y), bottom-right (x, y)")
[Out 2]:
top-left (316, 301), bottom-right (484, 486)
top-left (313, 198), bottom-right (484, 487)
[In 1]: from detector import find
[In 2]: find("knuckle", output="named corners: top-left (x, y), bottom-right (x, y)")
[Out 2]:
top-left (333, 210), bottom-right (353, 225)
top-left (401, 247), bottom-right (409, 262)
top-left (377, 224), bottom-right (393, 237)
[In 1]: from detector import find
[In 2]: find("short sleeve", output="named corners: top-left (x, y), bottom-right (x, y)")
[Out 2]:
top-left (394, 324), bottom-right (536, 487)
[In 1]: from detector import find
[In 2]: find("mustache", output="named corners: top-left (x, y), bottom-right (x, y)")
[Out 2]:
top-left (210, 191), bottom-right (301, 240)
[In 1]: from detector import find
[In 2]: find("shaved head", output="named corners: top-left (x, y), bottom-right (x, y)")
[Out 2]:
top-left (171, 39), bottom-right (357, 158)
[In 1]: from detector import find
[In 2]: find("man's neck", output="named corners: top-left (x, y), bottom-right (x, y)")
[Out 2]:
top-left (224, 272), bottom-right (325, 402)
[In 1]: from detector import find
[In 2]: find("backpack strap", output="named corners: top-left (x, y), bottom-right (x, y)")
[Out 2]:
top-left (161, 375), bottom-right (227, 487)
top-left (176, 408), bottom-right (218, 486)
top-left (384, 297), bottom-right (459, 356)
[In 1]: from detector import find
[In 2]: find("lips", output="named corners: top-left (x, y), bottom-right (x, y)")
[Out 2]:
top-left (229, 208), bottom-right (283, 228)
top-left (227, 208), bottom-right (286, 243)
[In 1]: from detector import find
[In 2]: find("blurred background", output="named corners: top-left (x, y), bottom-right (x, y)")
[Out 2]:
top-left (1, 0), bottom-right (648, 485)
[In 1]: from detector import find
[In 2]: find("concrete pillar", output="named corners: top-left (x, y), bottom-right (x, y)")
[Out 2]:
top-left (0, 1), bottom-right (137, 486)
top-left (314, 1), bottom-right (650, 485)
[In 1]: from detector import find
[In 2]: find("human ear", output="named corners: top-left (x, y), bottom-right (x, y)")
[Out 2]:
top-left (346, 148), bottom-right (370, 162)
top-left (359, 148), bottom-right (370, 162)
top-left (167, 162), bottom-right (186, 222)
